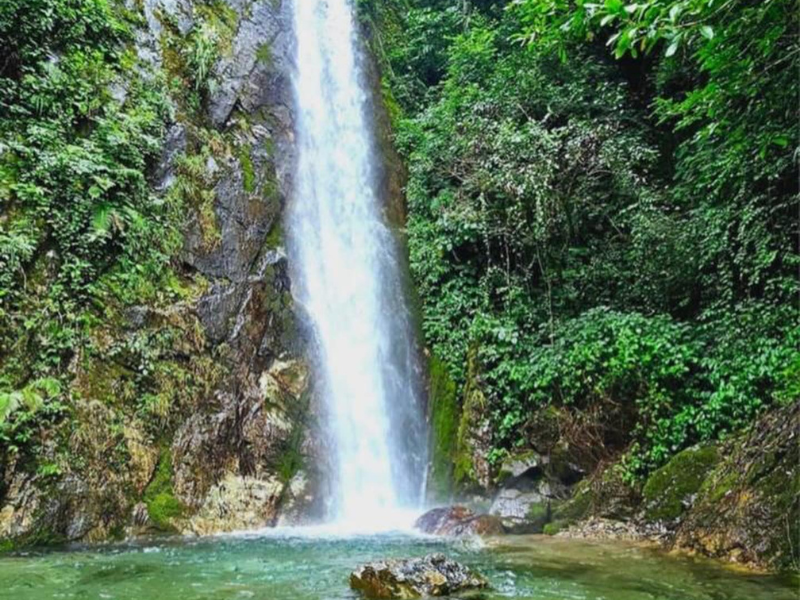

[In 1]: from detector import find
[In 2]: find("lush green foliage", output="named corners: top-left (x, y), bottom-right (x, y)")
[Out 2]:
top-left (0, 1), bottom-right (206, 466)
top-left (369, 0), bottom-right (798, 476)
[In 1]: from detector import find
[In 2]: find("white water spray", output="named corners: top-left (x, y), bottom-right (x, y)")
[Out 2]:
top-left (287, 0), bottom-right (427, 530)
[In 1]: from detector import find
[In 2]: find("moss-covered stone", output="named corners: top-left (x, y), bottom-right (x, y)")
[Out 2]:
top-left (453, 349), bottom-right (491, 491)
top-left (495, 450), bottom-right (541, 486)
top-left (543, 520), bottom-right (567, 536)
top-left (551, 479), bottom-right (592, 522)
top-left (526, 501), bottom-right (548, 522)
top-left (143, 450), bottom-right (185, 531)
top-left (240, 144), bottom-right (256, 193)
top-left (673, 403), bottom-right (800, 572)
top-left (427, 355), bottom-right (459, 502)
top-left (265, 219), bottom-right (283, 249)
top-left (643, 445), bottom-right (719, 521)
top-left (256, 43), bottom-right (273, 66)
top-left (277, 424), bottom-right (306, 485)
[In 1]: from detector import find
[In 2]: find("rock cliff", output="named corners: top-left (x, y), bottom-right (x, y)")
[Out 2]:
top-left (0, 0), bottom-right (327, 547)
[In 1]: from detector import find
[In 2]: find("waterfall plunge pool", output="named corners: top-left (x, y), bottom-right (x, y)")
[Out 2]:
top-left (0, 532), bottom-right (795, 599)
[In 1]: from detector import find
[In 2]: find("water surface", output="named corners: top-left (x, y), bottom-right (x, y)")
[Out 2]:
top-left (0, 532), bottom-right (794, 599)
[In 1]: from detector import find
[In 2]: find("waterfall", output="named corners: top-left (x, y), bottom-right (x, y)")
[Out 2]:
top-left (287, 0), bottom-right (428, 529)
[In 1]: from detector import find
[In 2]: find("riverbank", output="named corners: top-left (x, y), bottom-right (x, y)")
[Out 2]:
top-left (418, 401), bottom-right (799, 574)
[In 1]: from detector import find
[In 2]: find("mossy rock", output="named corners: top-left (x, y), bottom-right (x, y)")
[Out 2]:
top-left (673, 403), bottom-right (800, 571)
top-left (256, 43), bottom-right (272, 66)
top-left (265, 219), bottom-right (283, 249)
top-left (496, 450), bottom-right (542, 486)
top-left (552, 479), bottom-right (592, 522)
top-left (543, 520), bottom-right (568, 536)
top-left (143, 450), bottom-right (185, 531)
top-left (643, 445), bottom-right (719, 521)
top-left (239, 144), bottom-right (256, 193)
top-left (452, 349), bottom-right (491, 492)
top-left (524, 500), bottom-right (555, 533)
top-left (426, 355), bottom-right (459, 502)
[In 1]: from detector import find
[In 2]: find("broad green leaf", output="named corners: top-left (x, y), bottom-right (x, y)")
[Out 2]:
top-left (665, 39), bottom-right (679, 56)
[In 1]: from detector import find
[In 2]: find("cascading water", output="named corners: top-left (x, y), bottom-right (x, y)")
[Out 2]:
top-left (287, 0), bottom-right (428, 529)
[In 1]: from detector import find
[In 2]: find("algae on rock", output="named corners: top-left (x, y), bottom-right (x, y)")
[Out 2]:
top-left (426, 355), bottom-right (459, 502)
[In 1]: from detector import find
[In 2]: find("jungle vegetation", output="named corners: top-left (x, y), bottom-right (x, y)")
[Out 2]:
top-left (361, 0), bottom-right (799, 478)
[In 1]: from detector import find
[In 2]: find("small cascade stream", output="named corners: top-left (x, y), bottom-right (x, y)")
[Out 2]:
top-left (287, 0), bottom-right (427, 529)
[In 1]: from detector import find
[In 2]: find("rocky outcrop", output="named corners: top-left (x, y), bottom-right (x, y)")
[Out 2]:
top-left (0, 0), bottom-right (327, 548)
top-left (350, 554), bottom-right (488, 598)
top-left (434, 348), bottom-right (798, 572)
top-left (547, 403), bottom-right (800, 571)
top-left (671, 402), bottom-right (799, 571)
top-left (452, 351), bottom-right (494, 493)
top-left (187, 474), bottom-right (283, 535)
top-left (488, 450), bottom-right (574, 533)
top-left (414, 506), bottom-right (504, 537)
top-left (133, 0), bottom-right (320, 536)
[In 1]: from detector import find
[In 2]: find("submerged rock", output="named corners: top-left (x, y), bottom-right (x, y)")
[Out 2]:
top-left (350, 553), bottom-right (488, 598)
top-left (414, 506), bottom-right (504, 537)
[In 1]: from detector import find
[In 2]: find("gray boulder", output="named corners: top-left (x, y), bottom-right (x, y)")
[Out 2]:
top-left (350, 553), bottom-right (488, 598)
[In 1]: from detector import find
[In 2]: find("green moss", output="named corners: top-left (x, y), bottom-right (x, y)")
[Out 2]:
top-left (699, 470), bottom-right (738, 504)
top-left (262, 174), bottom-right (280, 203)
top-left (526, 501), bottom-right (549, 522)
top-left (277, 426), bottom-right (305, 484)
top-left (543, 520), bottom-right (567, 536)
top-left (453, 349), bottom-right (483, 487)
top-left (552, 479), bottom-right (592, 521)
top-left (76, 359), bottom-right (135, 407)
top-left (278, 447), bottom-right (303, 484)
top-left (643, 445), bottom-right (719, 521)
top-left (256, 43), bottom-right (273, 66)
top-left (380, 75), bottom-right (403, 129)
top-left (265, 219), bottom-right (283, 249)
top-left (427, 355), bottom-right (459, 502)
top-left (143, 450), bottom-right (184, 531)
top-left (240, 144), bottom-right (256, 193)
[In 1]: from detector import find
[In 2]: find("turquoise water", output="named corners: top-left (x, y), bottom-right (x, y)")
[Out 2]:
top-left (0, 532), bottom-right (795, 599)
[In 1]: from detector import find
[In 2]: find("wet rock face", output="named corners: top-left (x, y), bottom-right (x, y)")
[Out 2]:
top-left (350, 554), bottom-right (488, 599)
top-left (414, 506), bottom-right (504, 537)
top-left (151, 0), bottom-right (322, 530)
top-left (187, 474), bottom-right (284, 535)
top-left (207, 0), bottom-right (294, 129)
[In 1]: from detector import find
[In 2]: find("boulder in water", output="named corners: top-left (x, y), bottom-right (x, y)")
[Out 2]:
top-left (349, 553), bottom-right (488, 598)
top-left (414, 506), bottom-right (504, 536)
